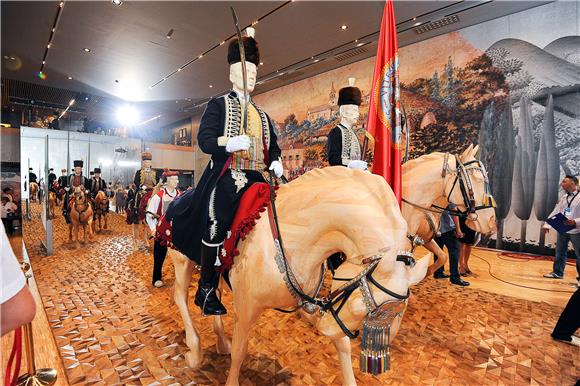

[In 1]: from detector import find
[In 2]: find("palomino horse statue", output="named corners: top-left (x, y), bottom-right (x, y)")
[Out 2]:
top-left (402, 145), bottom-right (497, 274)
top-left (169, 167), bottom-right (429, 385)
top-left (93, 191), bottom-right (109, 233)
top-left (29, 182), bottom-right (39, 202)
top-left (48, 191), bottom-right (57, 219)
top-left (68, 186), bottom-right (93, 248)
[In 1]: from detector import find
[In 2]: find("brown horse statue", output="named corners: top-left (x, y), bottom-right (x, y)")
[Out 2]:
top-left (402, 145), bottom-right (497, 274)
top-left (169, 167), bottom-right (429, 385)
top-left (48, 191), bottom-right (57, 219)
top-left (93, 191), bottom-right (109, 233)
top-left (68, 186), bottom-right (93, 248)
top-left (29, 182), bottom-right (38, 202)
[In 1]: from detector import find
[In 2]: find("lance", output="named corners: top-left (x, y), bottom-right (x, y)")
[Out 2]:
top-left (230, 7), bottom-right (250, 159)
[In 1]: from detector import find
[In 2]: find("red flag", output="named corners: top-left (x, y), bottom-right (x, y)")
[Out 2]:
top-left (366, 0), bottom-right (402, 206)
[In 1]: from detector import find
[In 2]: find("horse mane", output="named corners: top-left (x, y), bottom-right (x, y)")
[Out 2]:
top-left (278, 167), bottom-right (398, 214)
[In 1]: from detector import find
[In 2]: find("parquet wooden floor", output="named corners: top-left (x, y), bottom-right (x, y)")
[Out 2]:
top-left (18, 203), bottom-right (580, 385)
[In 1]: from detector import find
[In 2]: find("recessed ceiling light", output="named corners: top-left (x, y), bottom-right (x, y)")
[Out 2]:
top-left (259, 62), bottom-right (264, 66)
top-left (313, 59), bottom-right (320, 63)
top-left (3, 55), bottom-right (8, 59)
top-left (413, 22), bottom-right (422, 26)
top-left (42, 60), bottom-right (46, 64)
top-left (198, 54), bottom-right (203, 59)
top-left (356, 42), bottom-right (364, 47)
top-left (209, 85), bottom-right (213, 88)
top-left (83, 48), bottom-right (91, 52)
top-left (112, 0), bottom-right (122, 5)
top-left (67, 76), bottom-right (73, 80)
top-left (177, 68), bottom-right (182, 72)
top-left (340, 25), bottom-right (348, 30)
top-left (166, 29), bottom-right (174, 39)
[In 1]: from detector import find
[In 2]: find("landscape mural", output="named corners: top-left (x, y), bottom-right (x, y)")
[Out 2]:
top-left (254, 1), bottom-right (580, 253)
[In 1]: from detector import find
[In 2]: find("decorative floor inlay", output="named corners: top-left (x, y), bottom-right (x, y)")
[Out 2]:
top-left (23, 203), bottom-right (580, 385)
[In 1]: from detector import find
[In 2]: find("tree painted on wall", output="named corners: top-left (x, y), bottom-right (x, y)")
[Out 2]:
top-left (479, 100), bottom-right (515, 249)
top-left (511, 96), bottom-right (536, 250)
top-left (534, 95), bottom-right (559, 250)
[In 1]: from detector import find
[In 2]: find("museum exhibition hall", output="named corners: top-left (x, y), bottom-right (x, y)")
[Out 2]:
top-left (1, 1), bottom-right (579, 385)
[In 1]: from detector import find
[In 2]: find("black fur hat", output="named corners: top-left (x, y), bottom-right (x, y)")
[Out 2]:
top-left (338, 86), bottom-right (362, 106)
top-left (227, 30), bottom-right (260, 66)
top-left (94, 168), bottom-right (101, 174)
top-left (73, 160), bottom-right (83, 167)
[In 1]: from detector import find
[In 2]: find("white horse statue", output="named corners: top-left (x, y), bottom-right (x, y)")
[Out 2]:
top-left (169, 167), bottom-right (429, 385)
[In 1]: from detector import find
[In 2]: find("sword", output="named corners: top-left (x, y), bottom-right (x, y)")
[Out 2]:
top-left (230, 6), bottom-right (250, 159)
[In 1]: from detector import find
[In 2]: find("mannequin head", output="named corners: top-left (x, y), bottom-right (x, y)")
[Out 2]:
top-left (229, 61), bottom-right (257, 94)
top-left (73, 160), bottom-right (83, 175)
top-left (227, 27), bottom-right (260, 95)
top-left (339, 104), bottom-right (360, 128)
top-left (338, 79), bottom-right (362, 129)
top-left (94, 168), bottom-right (101, 178)
top-left (141, 152), bottom-right (152, 169)
top-left (167, 175), bottom-right (179, 190)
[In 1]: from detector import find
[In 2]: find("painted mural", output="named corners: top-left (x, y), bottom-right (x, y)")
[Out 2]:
top-left (254, 1), bottom-right (580, 253)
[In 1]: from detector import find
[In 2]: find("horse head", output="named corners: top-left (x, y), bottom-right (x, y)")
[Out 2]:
top-left (448, 144), bottom-right (497, 235)
top-left (73, 186), bottom-right (86, 204)
top-left (270, 167), bottom-right (429, 341)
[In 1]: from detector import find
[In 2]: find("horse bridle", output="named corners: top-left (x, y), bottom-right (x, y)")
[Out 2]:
top-left (403, 152), bottom-right (496, 219)
top-left (266, 171), bottom-right (415, 339)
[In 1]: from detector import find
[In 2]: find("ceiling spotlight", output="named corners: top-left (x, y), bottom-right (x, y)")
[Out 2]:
top-left (198, 54), bottom-right (203, 59)
top-left (177, 68), bottom-right (182, 72)
top-left (340, 25), bottom-right (348, 30)
top-left (116, 105), bottom-right (140, 126)
top-left (209, 85), bottom-right (213, 88)
top-left (166, 29), bottom-right (174, 39)
top-left (42, 60), bottom-right (46, 64)
top-left (83, 47), bottom-right (91, 52)
top-left (59, 1), bottom-right (63, 7)
top-left (112, 0), bottom-right (122, 5)
top-left (67, 76), bottom-right (73, 80)
top-left (220, 41), bottom-right (225, 45)
top-left (356, 42), bottom-right (364, 47)
top-left (259, 62), bottom-right (264, 66)
top-left (47, 43), bottom-right (51, 49)
top-left (413, 22), bottom-right (422, 26)
top-left (313, 59), bottom-right (320, 63)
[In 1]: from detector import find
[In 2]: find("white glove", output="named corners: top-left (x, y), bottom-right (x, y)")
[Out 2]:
top-left (269, 160), bottom-right (284, 178)
top-left (226, 135), bottom-right (251, 153)
top-left (347, 160), bottom-right (368, 170)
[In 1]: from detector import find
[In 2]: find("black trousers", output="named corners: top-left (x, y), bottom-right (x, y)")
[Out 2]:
top-left (552, 288), bottom-right (580, 341)
top-left (434, 230), bottom-right (460, 279)
top-left (152, 240), bottom-right (168, 284)
top-left (203, 169), bottom-right (266, 245)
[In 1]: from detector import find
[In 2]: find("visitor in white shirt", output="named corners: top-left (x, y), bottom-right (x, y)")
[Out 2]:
top-left (543, 175), bottom-right (580, 285)
top-left (1, 221), bottom-right (36, 335)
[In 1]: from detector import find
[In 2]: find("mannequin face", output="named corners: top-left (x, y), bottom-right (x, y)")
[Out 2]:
top-left (339, 105), bottom-right (360, 127)
top-left (74, 166), bottom-right (82, 175)
top-left (229, 61), bottom-right (257, 94)
top-left (142, 160), bottom-right (152, 169)
top-left (95, 173), bottom-right (101, 178)
top-left (167, 176), bottom-right (179, 189)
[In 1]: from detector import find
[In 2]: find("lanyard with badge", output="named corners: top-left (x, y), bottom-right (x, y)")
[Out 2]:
top-left (563, 191), bottom-right (578, 217)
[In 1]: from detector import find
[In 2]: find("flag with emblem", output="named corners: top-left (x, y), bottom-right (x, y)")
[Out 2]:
top-left (366, 0), bottom-right (402, 206)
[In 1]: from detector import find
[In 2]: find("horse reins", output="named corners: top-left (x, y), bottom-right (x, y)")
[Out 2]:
top-left (265, 170), bottom-right (415, 339)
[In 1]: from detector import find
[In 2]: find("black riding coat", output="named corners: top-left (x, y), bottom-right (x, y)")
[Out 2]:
top-left (166, 92), bottom-right (281, 263)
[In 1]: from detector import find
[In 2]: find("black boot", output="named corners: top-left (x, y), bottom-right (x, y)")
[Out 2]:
top-left (194, 244), bottom-right (227, 315)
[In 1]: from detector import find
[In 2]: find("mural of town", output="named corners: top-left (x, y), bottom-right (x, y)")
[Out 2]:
top-left (254, 1), bottom-right (580, 253)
